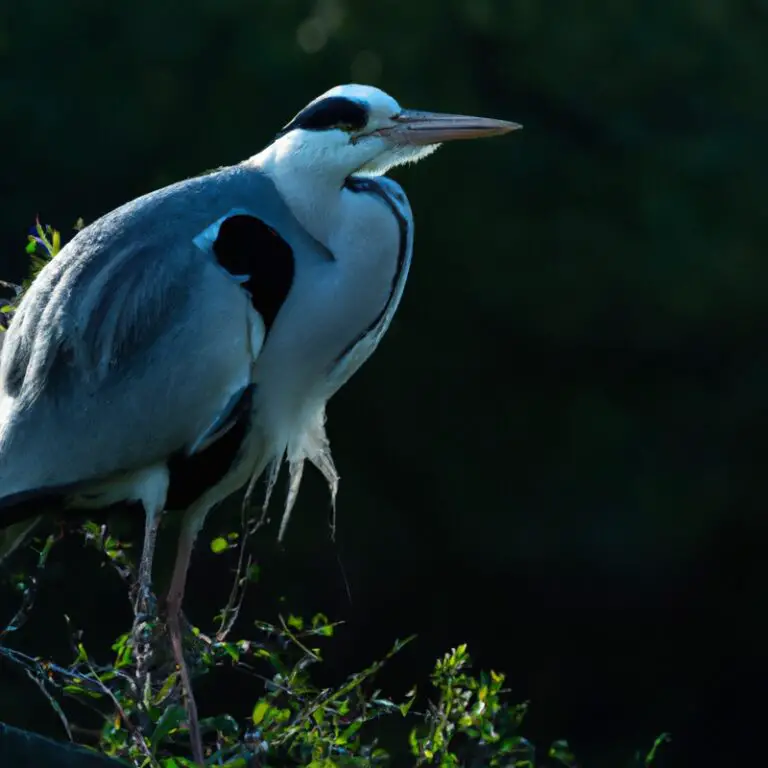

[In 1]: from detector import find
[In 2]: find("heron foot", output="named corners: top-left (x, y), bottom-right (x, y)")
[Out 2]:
top-left (130, 583), bottom-right (161, 696)
top-left (132, 582), bottom-right (158, 621)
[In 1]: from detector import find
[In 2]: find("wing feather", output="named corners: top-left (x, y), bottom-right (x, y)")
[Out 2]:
top-left (0, 176), bottom-right (273, 500)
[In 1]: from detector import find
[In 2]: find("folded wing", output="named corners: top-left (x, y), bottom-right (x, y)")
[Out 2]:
top-left (0, 182), bottom-right (271, 507)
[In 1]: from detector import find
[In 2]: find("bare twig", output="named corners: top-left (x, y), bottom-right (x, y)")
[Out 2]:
top-left (168, 610), bottom-right (205, 766)
top-left (0, 532), bottom-right (61, 641)
top-left (216, 469), bottom-right (272, 642)
top-left (24, 667), bottom-right (74, 741)
top-left (82, 654), bottom-right (159, 768)
top-left (216, 548), bottom-right (253, 642)
top-left (277, 615), bottom-right (321, 663)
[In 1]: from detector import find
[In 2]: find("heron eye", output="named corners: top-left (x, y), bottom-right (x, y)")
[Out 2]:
top-left (336, 122), bottom-right (361, 133)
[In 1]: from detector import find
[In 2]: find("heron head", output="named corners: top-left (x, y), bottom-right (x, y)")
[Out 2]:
top-left (264, 84), bottom-right (521, 179)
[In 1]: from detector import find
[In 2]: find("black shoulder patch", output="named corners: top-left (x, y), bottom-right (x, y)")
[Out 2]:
top-left (212, 214), bottom-right (295, 331)
top-left (279, 96), bottom-right (369, 135)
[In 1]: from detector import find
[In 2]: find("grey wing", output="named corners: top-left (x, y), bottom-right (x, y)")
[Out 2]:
top-left (0, 224), bottom-right (265, 500)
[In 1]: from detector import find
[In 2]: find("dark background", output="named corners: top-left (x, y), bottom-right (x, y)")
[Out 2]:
top-left (1, 1), bottom-right (766, 765)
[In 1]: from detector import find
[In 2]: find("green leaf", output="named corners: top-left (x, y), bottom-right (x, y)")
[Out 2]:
top-left (210, 537), bottom-right (228, 554)
top-left (287, 614), bottom-right (304, 631)
top-left (337, 719), bottom-right (363, 745)
top-left (74, 642), bottom-right (88, 664)
top-left (549, 739), bottom-right (577, 767)
top-left (152, 671), bottom-right (178, 706)
top-left (252, 700), bottom-right (269, 725)
top-left (198, 713), bottom-right (239, 737)
top-left (150, 705), bottom-right (187, 754)
top-left (400, 687), bottom-right (417, 716)
top-left (214, 641), bottom-right (240, 663)
top-left (62, 685), bottom-right (102, 699)
top-left (645, 733), bottom-right (671, 765)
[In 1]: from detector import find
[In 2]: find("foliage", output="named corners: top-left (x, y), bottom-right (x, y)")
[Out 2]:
top-left (0, 226), bottom-right (670, 767)
top-left (0, 601), bottom-right (673, 768)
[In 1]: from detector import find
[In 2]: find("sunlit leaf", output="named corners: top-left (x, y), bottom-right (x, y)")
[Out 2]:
top-left (210, 537), bottom-right (229, 554)
top-left (62, 684), bottom-right (102, 699)
top-left (252, 700), bottom-right (269, 725)
top-left (215, 642), bottom-right (240, 663)
top-left (287, 614), bottom-right (303, 631)
top-left (152, 671), bottom-right (178, 706)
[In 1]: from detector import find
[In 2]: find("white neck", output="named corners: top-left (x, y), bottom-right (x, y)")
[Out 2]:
top-left (243, 135), bottom-right (352, 248)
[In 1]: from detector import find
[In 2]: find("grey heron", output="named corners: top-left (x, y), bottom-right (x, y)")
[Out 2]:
top-left (0, 83), bottom-right (518, 761)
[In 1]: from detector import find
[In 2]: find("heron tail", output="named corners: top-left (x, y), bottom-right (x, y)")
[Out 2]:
top-left (280, 406), bottom-right (339, 542)
top-left (241, 405), bottom-right (339, 543)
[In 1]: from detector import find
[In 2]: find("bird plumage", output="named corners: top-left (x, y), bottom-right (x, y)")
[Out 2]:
top-left (0, 83), bottom-right (520, 765)
top-left (0, 146), bottom-right (409, 551)
top-left (0, 82), bottom-right (520, 575)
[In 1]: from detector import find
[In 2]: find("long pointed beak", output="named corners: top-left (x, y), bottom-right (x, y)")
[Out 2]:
top-left (384, 109), bottom-right (521, 145)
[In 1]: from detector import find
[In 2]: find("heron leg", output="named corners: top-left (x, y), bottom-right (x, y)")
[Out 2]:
top-left (127, 467), bottom-right (169, 617)
top-left (165, 506), bottom-right (209, 766)
top-left (134, 505), bottom-right (162, 617)
top-left (132, 503), bottom-right (168, 706)
top-left (130, 468), bottom-right (169, 700)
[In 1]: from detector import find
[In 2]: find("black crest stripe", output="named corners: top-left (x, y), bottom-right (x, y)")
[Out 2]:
top-left (278, 97), bottom-right (368, 136)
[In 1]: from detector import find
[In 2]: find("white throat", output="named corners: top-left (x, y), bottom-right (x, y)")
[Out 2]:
top-left (243, 128), bottom-right (436, 248)
top-left (243, 134), bottom-right (352, 248)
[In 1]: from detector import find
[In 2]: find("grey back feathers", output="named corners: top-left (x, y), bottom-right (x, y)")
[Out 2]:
top-left (0, 167), bottom-right (332, 501)
top-left (2, 167), bottom-right (329, 403)
top-left (0, 160), bottom-right (412, 551)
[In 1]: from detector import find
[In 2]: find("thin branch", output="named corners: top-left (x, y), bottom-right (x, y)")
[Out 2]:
top-left (24, 668), bottom-right (74, 742)
top-left (83, 655), bottom-right (159, 768)
top-left (0, 532), bottom-right (61, 641)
